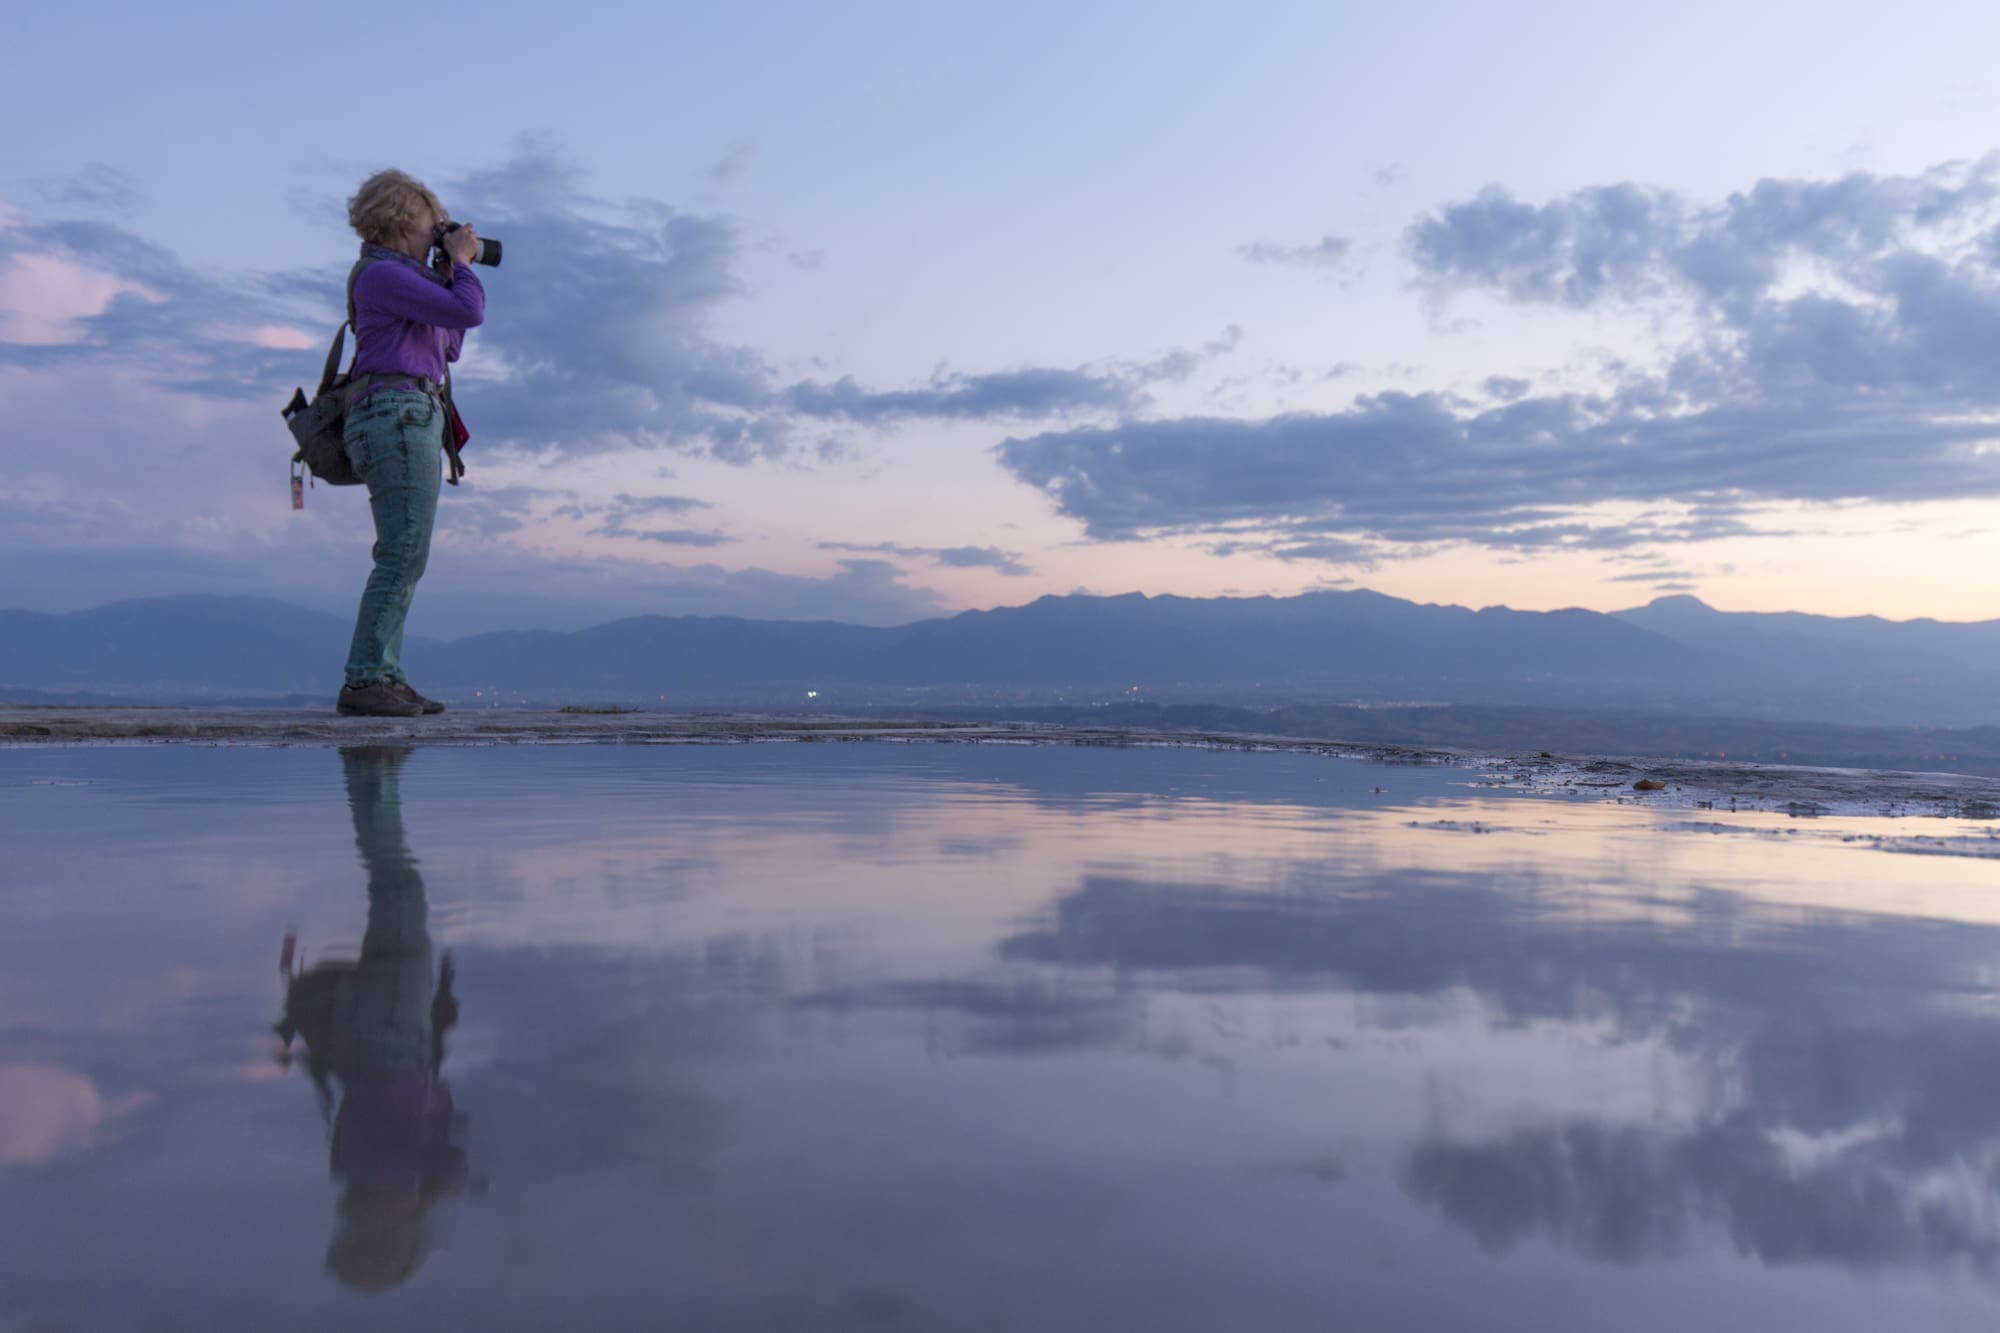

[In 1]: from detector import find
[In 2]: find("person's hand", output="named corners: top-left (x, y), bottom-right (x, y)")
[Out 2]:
top-left (443, 224), bottom-right (479, 266)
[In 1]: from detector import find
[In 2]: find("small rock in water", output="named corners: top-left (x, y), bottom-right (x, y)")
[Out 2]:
top-left (1634, 779), bottom-right (1666, 792)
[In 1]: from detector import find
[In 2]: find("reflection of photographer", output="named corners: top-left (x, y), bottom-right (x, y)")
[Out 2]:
top-left (274, 746), bottom-right (466, 1293)
top-left (334, 169), bottom-right (493, 719)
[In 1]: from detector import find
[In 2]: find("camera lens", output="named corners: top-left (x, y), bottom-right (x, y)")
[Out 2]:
top-left (436, 221), bottom-right (503, 268)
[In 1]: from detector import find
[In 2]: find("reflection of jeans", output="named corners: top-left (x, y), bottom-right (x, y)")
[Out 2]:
top-left (342, 391), bottom-right (444, 687)
top-left (334, 749), bottom-right (433, 1075)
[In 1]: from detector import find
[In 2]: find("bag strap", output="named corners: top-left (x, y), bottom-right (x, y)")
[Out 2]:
top-left (315, 321), bottom-right (348, 395)
top-left (345, 255), bottom-right (377, 329)
top-left (316, 256), bottom-right (385, 394)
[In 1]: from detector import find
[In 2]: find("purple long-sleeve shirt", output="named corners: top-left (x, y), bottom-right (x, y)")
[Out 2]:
top-left (351, 258), bottom-right (485, 386)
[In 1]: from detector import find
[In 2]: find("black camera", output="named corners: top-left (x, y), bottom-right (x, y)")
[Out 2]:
top-left (434, 220), bottom-right (502, 268)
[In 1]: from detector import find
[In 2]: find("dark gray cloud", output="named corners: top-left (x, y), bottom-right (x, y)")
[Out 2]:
top-left (432, 153), bottom-right (790, 462)
top-left (818, 540), bottom-right (1033, 576)
top-left (1000, 157), bottom-right (2000, 554)
top-left (998, 392), bottom-right (1938, 549)
top-left (1238, 235), bottom-right (1351, 268)
top-left (1408, 182), bottom-right (1681, 306)
top-left (932, 545), bottom-right (1031, 574)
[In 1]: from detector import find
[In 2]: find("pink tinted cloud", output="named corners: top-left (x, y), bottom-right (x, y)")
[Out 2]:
top-left (0, 251), bottom-right (161, 345)
top-left (0, 1062), bottom-right (152, 1167)
top-left (203, 323), bottom-right (316, 351)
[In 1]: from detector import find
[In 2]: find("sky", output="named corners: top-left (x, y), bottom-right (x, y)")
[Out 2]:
top-left (4, 0), bottom-right (2000, 634)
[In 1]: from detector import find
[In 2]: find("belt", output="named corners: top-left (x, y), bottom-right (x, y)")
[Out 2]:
top-left (350, 372), bottom-right (445, 405)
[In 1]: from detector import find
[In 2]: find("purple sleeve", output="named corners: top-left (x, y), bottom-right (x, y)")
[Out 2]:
top-left (355, 261), bottom-right (486, 331)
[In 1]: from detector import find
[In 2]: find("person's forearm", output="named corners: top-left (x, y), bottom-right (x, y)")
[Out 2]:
top-left (361, 262), bottom-right (486, 330)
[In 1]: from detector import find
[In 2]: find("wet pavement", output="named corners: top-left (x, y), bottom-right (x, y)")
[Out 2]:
top-left (6, 705), bottom-right (1998, 820)
top-left (5, 740), bottom-right (2000, 1330)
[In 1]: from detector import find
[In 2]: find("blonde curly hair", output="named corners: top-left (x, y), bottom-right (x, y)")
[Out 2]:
top-left (346, 170), bottom-right (445, 245)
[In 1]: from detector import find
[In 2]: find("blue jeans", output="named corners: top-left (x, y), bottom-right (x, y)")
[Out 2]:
top-left (334, 748), bottom-right (436, 1076)
top-left (343, 391), bottom-right (444, 688)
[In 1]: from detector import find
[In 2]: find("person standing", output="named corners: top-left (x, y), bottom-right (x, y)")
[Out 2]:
top-left (335, 169), bottom-right (485, 718)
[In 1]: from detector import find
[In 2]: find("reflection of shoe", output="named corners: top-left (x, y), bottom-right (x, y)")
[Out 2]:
top-left (336, 681), bottom-right (423, 717)
top-left (390, 681), bottom-right (446, 715)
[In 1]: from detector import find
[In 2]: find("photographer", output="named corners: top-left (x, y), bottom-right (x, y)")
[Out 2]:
top-left (335, 169), bottom-right (487, 718)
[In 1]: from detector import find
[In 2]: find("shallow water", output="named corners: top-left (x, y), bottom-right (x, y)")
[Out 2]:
top-left (4, 742), bottom-right (2000, 1331)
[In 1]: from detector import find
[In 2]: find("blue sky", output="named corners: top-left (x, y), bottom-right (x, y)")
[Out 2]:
top-left (5, 0), bottom-right (2000, 632)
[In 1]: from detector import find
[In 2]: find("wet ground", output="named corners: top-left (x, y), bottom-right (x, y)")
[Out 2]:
top-left (5, 705), bottom-right (1997, 819)
top-left (6, 738), bottom-right (2000, 1330)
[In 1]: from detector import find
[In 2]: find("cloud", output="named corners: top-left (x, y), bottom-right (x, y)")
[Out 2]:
top-left (1001, 157), bottom-right (2000, 554)
top-left (1206, 533), bottom-right (1380, 566)
top-left (28, 163), bottom-right (143, 215)
top-left (0, 517), bottom-right (956, 635)
top-left (995, 861), bottom-right (2000, 1280)
top-left (0, 251), bottom-right (160, 345)
top-left (622, 528), bottom-right (731, 547)
top-left (1603, 566), bottom-right (1698, 584)
top-left (1406, 156), bottom-right (2000, 317)
top-left (819, 540), bottom-right (1033, 576)
top-left (430, 152), bottom-right (791, 461)
top-left (1407, 181), bottom-right (1681, 306)
top-left (794, 974), bottom-right (1136, 1055)
top-left (4, 148), bottom-right (1182, 475)
top-left (781, 325), bottom-right (1244, 427)
top-left (547, 491), bottom-right (729, 545)
top-left (449, 482), bottom-right (555, 538)
top-left (783, 366), bottom-right (1139, 424)
top-left (1405, 1109), bottom-right (2000, 1272)
top-left (704, 140), bottom-right (757, 186)
top-left (997, 393), bottom-right (1895, 550)
top-left (0, 215), bottom-right (316, 397)
top-left (1238, 235), bottom-right (1351, 268)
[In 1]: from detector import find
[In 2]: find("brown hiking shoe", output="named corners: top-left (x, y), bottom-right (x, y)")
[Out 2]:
top-left (336, 681), bottom-right (423, 718)
top-left (389, 681), bottom-right (446, 715)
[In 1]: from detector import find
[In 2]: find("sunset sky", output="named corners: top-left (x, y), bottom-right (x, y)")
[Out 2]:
top-left (5, 0), bottom-right (2000, 634)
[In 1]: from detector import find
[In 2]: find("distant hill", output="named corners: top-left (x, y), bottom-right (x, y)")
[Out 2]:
top-left (0, 597), bottom-right (372, 696)
top-left (1, 590), bottom-right (1994, 727)
top-left (1615, 594), bottom-right (2000, 674)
